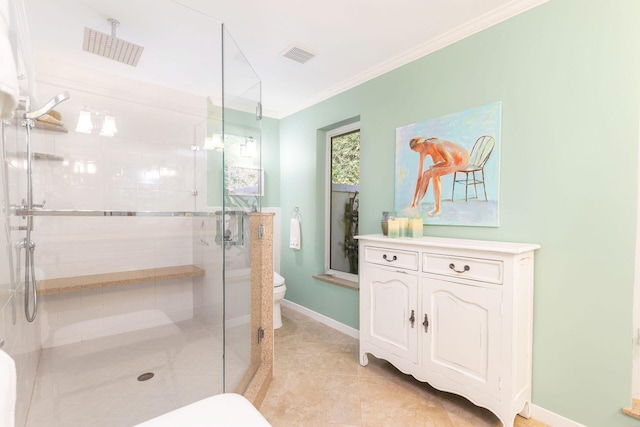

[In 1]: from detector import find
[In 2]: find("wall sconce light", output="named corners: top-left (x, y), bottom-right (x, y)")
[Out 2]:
top-left (100, 115), bottom-right (118, 137)
top-left (240, 136), bottom-right (257, 157)
top-left (75, 109), bottom-right (94, 134)
top-left (203, 133), bottom-right (224, 151)
top-left (75, 108), bottom-right (118, 137)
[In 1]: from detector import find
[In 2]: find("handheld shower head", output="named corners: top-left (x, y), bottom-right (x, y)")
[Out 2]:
top-left (24, 91), bottom-right (70, 120)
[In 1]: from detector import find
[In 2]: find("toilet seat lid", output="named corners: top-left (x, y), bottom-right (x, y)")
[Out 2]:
top-left (273, 272), bottom-right (285, 287)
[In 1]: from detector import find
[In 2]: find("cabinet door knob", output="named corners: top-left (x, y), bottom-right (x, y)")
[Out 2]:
top-left (409, 309), bottom-right (415, 328)
top-left (423, 313), bottom-right (429, 333)
top-left (449, 263), bottom-right (470, 274)
top-left (383, 254), bottom-right (397, 262)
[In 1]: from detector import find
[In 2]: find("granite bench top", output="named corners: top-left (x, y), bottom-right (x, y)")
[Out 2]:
top-left (39, 265), bottom-right (205, 295)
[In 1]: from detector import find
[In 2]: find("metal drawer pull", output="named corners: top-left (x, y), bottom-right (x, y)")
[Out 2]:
top-left (383, 254), bottom-right (397, 262)
top-left (423, 313), bottom-right (429, 333)
top-left (409, 310), bottom-right (415, 327)
top-left (449, 263), bottom-right (470, 273)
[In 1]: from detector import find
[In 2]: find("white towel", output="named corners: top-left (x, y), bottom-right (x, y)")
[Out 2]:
top-left (289, 218), bottom-right (301, 250)
top-left (0, 0), bottom-right (19, 120)
top-left (0, 349), bottom-right (16, 427)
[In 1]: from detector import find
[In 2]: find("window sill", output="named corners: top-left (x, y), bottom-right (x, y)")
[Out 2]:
top-left (623, 398), bottom-right (640, 420)
top-left (313, 274), bottom-right (359, 291)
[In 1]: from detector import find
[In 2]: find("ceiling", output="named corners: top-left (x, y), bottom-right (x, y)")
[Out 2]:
top-left (23, 0), bottom-right (547, 118)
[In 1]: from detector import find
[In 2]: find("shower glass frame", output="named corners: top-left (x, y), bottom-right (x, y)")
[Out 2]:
top-left (220, 23), bottom-right (264, 394)
top-left (1, 1), bottom-right (264, 425)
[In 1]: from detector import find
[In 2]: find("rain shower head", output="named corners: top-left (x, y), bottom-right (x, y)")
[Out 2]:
top-left (83, 18), bottom-right (144, 67)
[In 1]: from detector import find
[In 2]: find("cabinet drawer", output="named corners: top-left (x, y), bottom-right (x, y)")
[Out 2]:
top-left (422, 253), bottom-right (503, 284)
top-left (364, 246), bottom-right (419, 271)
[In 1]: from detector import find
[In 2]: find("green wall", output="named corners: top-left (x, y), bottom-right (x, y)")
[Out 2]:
top-left (261, 116), bottom-right (280, 207)
top-left (206, 105), bottom-right (280, 208)
top-left (277, 0), bottom-right (640, 425)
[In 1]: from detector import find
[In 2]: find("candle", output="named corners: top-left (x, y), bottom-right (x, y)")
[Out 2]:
top-left (410, 218), bottom-right (423, 238)
top-left (387, 219), bottom-right (399, 238)
top-left (397, 217), bottom-right (409, 237)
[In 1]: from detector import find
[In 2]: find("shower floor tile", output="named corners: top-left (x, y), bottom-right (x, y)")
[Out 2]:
top-left (26, 317), bottom-right (249, 427)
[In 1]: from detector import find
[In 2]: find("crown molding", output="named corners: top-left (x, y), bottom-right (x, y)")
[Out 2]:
top-left (280, 0), bottom-right (549, 119)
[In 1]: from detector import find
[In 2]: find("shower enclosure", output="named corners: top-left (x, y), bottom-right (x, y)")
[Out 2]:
top-left (0, 1), bottom-right (267, 426)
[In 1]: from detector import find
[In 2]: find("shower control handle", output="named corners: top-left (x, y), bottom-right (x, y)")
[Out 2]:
top-left (32, 200), bottom-right (46, 209)
top-left (15, 238), bottom-right (35, 250)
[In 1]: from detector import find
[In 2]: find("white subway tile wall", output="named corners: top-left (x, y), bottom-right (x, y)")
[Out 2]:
top-left (24, 78), bottom-right (213, 347)
top-left (2, 108), bottom-right (41, 427)
top-left (2, 66), bottom-right (270, 425)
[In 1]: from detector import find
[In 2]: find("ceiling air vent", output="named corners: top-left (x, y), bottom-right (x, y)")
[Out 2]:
top-left (281, 44), bottom-right (317, 64)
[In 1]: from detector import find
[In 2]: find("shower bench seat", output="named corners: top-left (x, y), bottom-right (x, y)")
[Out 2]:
top-left (38, 265), bottom-right (205, 295)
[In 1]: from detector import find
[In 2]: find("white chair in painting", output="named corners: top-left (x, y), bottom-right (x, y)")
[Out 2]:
top-left (452, 135), bottom-right (495, 201)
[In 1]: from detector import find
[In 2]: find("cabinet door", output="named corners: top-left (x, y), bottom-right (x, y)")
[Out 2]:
top-left (422, 278), bottom-right (502, 399)
top-left (361, 266), bottom-right (418, 363)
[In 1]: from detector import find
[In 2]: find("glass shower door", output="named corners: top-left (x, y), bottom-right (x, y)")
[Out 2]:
top-left (220, 23), bottom-right (264, 393)
top-left (4, 1), bottom-right (262, 425)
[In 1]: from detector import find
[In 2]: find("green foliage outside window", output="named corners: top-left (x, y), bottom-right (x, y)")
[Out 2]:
top-left (331, 131), bottom-right (360, 185)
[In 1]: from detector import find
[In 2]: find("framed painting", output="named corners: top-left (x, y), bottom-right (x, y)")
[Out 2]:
top-left (394, 102), bottom-right (501, 227)
top-left (226, 166), bottom-right (264, 196)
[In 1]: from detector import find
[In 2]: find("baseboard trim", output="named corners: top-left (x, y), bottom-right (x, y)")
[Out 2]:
top-left (281, 300), bottom-right (584, 427)
top-left (281, 299), bottom-right (359, 339)
top-left (528, 404), bottom-right (585, 427)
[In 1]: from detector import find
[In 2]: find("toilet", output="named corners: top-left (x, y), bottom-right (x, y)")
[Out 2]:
top-left (273, 272), bottom-right (286, 329)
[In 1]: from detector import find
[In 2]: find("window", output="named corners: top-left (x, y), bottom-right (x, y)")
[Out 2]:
top-left (325, 123), bottom-right (360, 281)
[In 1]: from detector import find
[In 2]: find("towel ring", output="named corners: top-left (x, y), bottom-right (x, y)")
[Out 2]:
top-left (291, 207), bottom-right (302, 223)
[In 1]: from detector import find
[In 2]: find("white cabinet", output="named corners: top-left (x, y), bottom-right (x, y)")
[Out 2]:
top-left (358, 235), bottom-right (540, 427)
top-left (422, 277), bottom-right (502, 399)
top-left (361, 265), bottom-right (418, 364)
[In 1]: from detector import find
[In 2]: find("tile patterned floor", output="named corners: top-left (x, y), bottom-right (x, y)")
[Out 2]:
top-left (260, 306), bottom-right (549, 427)
top-left (26, 318), bottom-right (248, 427)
